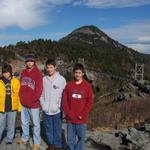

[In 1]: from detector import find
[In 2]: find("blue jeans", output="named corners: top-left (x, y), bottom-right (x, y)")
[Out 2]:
top-left (43, 112), bottom-right (62, 148)
top-left (67, 124), bottom-right (87, 150)
top-left (0, 111), bottom-right (16, 143)
top-left (21, 106), bottom-right (41, 144)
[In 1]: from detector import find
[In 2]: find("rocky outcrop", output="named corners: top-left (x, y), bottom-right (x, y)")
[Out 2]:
top-left (85, 126), bottom-right (150, 150)
top-left (0, 123), bottom-right (150, 150)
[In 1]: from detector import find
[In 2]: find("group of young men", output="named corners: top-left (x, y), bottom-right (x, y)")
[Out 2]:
top-left (0, 54), bottom-right (94, 150)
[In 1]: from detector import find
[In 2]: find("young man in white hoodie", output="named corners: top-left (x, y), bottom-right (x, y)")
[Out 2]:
top-left (40, 59), bottom-right (66, 150)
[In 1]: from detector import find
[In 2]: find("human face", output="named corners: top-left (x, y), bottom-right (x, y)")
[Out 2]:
top-left (26, 61), bottom-right (35, 69)
top-left (74, 69), bottom-right (84, 82)
top-left (46, 64), bottom-right (56, 76)
top-left (3, 72), bottom-right (11, 80)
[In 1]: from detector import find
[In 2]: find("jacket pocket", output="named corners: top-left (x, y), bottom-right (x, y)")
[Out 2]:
top-left (50, 101), bottom-right (59, 113)
top-left (41, 102), bottom-right (49, 113)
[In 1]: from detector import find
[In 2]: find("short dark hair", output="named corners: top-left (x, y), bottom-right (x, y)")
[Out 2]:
top-left (46, 59), bottom-right (56, 67)
top-left (73, 63), bottom-right (87, 80)
top-left (73, 63), bottom-right (85, 73)
top-left (2, 64), bottom-right (12, 76)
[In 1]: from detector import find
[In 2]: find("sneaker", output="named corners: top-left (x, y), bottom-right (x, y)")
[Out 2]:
top-left (6, 142), bottom-right (12, 145)
top-left (17, 139), bottom-right (27, 145)
top-left (54, 147), bottom-right (63, 150)
top-left (32, 144), bottom-right (40, 150)
top-left (46, 145), bottom-right (54, 150)
top-left (54, 148), bottom-right (64, 150)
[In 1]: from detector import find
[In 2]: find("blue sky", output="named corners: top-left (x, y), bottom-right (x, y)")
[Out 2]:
top-left (0, 0), bottom-right (150, 54)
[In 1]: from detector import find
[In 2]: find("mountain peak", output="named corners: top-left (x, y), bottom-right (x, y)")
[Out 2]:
top-left (60, 25), bottom-right (111, 44)
top-left (72, 25), bottom-right (104, 35)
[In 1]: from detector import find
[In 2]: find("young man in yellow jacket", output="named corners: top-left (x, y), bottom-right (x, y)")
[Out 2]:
top-left (0, 64), bottom-right (21, 144)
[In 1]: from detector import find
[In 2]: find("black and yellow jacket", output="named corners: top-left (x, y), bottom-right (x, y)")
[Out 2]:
top-left (0, 77), bottom-right (21, 112)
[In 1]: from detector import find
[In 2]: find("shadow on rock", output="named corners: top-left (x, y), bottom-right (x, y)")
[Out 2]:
top-left (86, 138), bottom-right (112, 150)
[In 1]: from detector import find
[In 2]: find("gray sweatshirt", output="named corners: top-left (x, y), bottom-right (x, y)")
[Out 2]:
top-left (40, 72), bottom-right (66, 115)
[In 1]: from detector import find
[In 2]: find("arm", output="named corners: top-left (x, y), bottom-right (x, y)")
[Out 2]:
top-left (14, 79), bottom-right (21, 112)
top-left (62, 84), bottom-right (77, 119)
top-left (40, 89), bottom-right (45, 107)
top-left (32, 72), bottom-right (43, 101)
top-left (79, 85), bottom-right (94, 118)
top-left (59, 78), bottom-right (66, 108)
top-left (62, 85), bottom-right (70, 114)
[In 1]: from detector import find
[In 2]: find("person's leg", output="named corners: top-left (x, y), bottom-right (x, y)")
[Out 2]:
top-left (53, 112), bottom-right (62, 148)
top-left (5, 111), bottom-right (16, 143)
top-left (75, 124), bottom-right (87, 150)
top-left (21, 106), bottom-right (30, 142)
top-left (67, 123), bottom-right (76, 150)
top-left (43, 113), bottom-right (53, 145)
top-left (30, 108), bottom-right (41, 145)
top-left (43, 113), bottom-right (55, 150)
top-left (0, 113), bottom-right (7, 141)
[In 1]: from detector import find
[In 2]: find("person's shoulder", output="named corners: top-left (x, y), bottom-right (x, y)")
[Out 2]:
top-left (83, 80), bottom-right (91, 88)
top-left (64, 81), bottom-right (71, 90)
top-left (34, 65), bottom-right (41, 72)
top-left (0, 78), bottom-right (3, 84)
top-left (12, 76), bottom-right (18, 80)
top-left (20, 68), bottom-right (28, 76)
top-left (11, 77), bottom-right (20, 83)
top-left (34, 65), bottom-right (43, 76)
top-left (59, 74), bottom-right (66, 82)
top-left (66, 80), bottom-right (74, 86)
top-left (43, 75), bottom-right (48, 81)
top-left (21, 68), bottom-right (26, 74)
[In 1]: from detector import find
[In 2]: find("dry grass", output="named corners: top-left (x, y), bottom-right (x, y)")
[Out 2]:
top-left (89, 97), bottom-right (150, 129)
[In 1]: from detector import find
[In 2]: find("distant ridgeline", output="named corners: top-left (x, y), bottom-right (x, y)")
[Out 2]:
top-left (0, 25), bottom-right (150, 80)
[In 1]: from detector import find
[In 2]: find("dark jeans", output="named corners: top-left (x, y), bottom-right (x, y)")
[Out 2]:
top-left (67, 123), bottom-right (87, 150)
top-left (43, 112), bottom-right (62, 148)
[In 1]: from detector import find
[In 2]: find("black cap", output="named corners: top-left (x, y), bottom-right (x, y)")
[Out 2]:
top-left (25, 54), bottom-right (36, 62)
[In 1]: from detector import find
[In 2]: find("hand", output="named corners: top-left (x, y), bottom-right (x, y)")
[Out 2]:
top-left (78, 116), bottom-right (82, 120)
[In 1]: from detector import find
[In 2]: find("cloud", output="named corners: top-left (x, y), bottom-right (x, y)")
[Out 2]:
top-left (44, 0), bottom-right (73, 5)
top-left (35, 32), bottom-right (69, 40)
top-left (77, 0), bottom-right (150, 8)
top-left (0, 31), bottom-right (69, 46)
top-left (137, 36), bottom-right (150, 44)
top-left (0, 0), bottom-right (73, 29)
top-left (126, 44), bottom-right (150, 54)
top-left (49, 32), bottom-right (68, 38)
top-left (0, 34), bottom-right (32, 46)
top-left (73, 1), bottom-right (83, 6)
top-left (0, 0), bottom-right (150, 30)
top-left (103, 20), bottom-right (150, 54)
top-left (0, 34), bottom-right (31, 40)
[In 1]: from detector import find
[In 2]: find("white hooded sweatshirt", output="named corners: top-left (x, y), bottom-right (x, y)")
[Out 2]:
top-left (40, 72), bottom-right (66, 115)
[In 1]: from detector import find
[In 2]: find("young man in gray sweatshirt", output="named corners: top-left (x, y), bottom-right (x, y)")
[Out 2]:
top-left (40, 59), bottom-right (66, 150)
